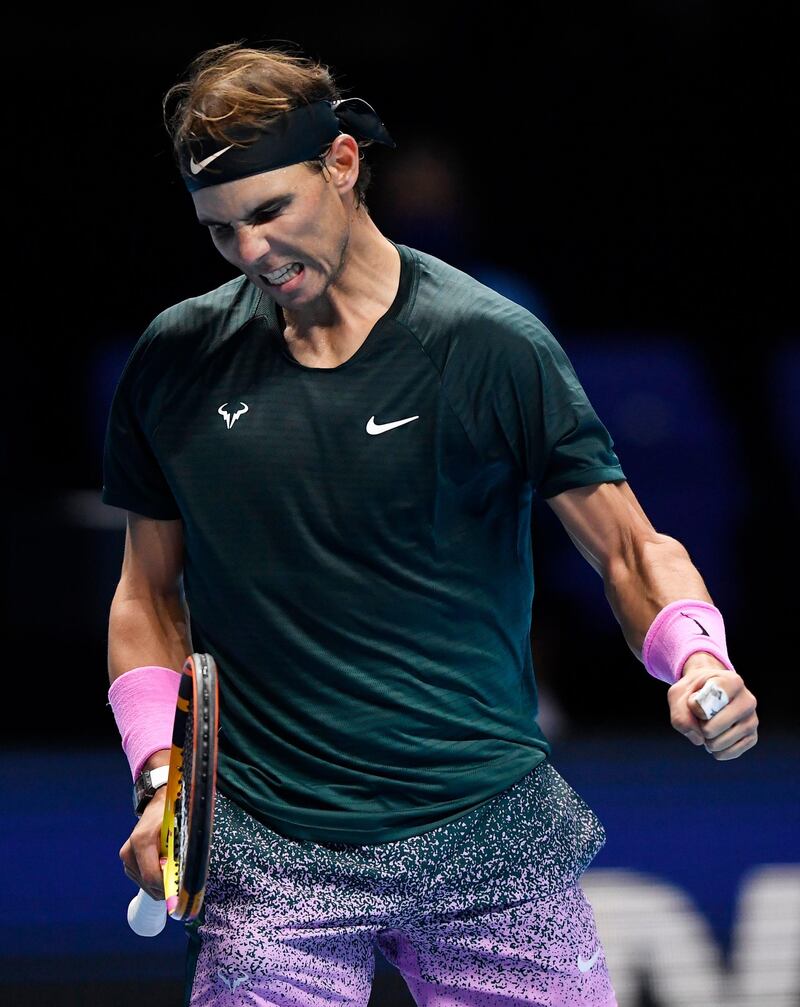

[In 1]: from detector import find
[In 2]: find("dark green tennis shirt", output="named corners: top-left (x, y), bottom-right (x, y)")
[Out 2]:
top-left (102, 240), bottom-right (626, 844)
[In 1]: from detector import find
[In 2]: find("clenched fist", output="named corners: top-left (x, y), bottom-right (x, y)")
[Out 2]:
top-left (667, 653), bottom-right (758, 760)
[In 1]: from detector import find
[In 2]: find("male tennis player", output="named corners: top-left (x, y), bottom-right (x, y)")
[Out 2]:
top-left (105, 42), bottom-right (758, 1007)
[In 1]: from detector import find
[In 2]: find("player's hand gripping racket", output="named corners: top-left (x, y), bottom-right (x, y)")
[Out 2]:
top-left (127, 652), bottom-right (219, 936)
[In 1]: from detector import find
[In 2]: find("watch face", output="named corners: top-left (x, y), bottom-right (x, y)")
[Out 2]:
top-left (133, 770), bottom-right (153, 815)
top-left (133, 767), bottom-right (168, 816)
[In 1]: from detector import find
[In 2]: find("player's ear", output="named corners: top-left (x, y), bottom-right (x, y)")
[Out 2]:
top-left (324, 134), bottom-right (359, 194)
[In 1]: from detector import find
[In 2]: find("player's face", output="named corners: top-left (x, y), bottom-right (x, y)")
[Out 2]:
top-left (192, 159), bottom-right (353, 306)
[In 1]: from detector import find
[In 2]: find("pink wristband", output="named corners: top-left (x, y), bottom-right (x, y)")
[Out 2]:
top-left (107, 665), bottom-right (180, 779)
top-left (642, 599), bottom-right (735, 685)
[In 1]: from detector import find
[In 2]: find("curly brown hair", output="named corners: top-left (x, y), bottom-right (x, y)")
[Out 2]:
top-left (162, 40), bottom-right (373, 209)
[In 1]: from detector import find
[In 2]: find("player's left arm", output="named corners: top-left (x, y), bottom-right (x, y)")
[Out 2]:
top-left (545, 479), bottom-right (758, 760)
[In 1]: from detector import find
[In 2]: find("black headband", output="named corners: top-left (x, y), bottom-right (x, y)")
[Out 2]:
top-left (179, 97), bottom-right (396, 192)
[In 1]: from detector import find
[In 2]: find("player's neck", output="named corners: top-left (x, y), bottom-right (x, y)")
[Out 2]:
top-left (276, 216), bottom-right (399, 347)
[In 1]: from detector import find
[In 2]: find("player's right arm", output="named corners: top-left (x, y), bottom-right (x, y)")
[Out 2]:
top-left (108, 510), bottom-right (191, 687)
top-left (109, 511), bottom-right (192, 899)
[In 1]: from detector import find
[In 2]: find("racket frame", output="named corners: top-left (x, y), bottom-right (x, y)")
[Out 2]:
top-left (162, 652), bottom-right (219, 921)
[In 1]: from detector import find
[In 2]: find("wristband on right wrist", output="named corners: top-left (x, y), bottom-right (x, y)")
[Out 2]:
top-left (107, 665), bottom-right (180, 780)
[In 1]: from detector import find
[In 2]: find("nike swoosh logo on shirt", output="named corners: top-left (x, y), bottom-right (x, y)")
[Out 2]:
top-left (577, 948), bottom-right (600, 972)
top-left (366, 415), bottom-right (420, 435)
top-left (189, 145), bottom-right (234, 175)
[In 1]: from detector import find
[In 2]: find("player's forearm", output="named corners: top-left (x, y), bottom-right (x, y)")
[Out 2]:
top-left (107, 588), bottom-right (192, 687)
top-left (108, 592), bottom-right (187, 782)
top-left (140, 750), bottom-right (171, 772)
top-left (603, 534), bottom-right (714, 662)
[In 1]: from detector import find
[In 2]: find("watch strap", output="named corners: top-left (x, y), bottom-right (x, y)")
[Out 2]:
top-left (132, 764), bottom-right (170, 817)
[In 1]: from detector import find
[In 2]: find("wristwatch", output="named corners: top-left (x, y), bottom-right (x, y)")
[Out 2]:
top-left (133, 765), bottom-right (170, 817)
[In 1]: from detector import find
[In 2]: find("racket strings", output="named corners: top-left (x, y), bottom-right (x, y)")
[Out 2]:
top-left (178, 709), bottom-right (194, 882)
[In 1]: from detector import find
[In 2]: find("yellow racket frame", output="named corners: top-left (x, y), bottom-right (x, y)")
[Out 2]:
top-left (161, 654), bottom-right (218, 921)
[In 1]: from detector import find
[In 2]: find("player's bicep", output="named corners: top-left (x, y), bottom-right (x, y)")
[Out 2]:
top-left (545, 479), bottom-right (659, 576)
top-left (117, 511), bottom-right (185, 600)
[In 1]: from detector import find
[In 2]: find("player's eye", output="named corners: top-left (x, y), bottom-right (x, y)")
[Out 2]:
top-left (206, 210), bottom-right (280, 237)
top-left (210, 212), bottom-right (276, 230)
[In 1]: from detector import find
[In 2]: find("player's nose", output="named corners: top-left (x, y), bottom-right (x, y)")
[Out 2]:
top-left (234, 228), bottom-right (270, 269)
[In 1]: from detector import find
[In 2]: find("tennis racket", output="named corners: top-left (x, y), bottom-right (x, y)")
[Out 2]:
top-left (127, 652), bottom-right (219, 936)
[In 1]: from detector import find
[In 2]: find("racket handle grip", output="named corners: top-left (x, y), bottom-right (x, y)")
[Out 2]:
top-left (128, 888), bottom-right (167, 936)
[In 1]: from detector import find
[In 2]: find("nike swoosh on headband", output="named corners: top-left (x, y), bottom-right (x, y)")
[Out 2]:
top-left (189, 145), bottom-right (235, 175)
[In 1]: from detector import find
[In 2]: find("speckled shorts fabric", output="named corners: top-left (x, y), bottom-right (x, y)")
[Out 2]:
top-left (184, 760), bottom-right (617, 1006)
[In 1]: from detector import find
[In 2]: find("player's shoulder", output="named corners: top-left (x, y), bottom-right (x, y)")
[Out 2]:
top-left (117, 274), bottom-right (261, 395)
top-left (403, 243), bottom-right (557, 365)
top-left (145, 273), bottom-right (260, 346)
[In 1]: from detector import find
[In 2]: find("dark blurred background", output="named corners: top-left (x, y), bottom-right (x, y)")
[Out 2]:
top-left (3, 7), bottom-right (798, 1006)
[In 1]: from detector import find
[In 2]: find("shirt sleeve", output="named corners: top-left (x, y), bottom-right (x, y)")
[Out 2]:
top-left (101, 326), bottom-right (182, 520)
top-left (488, 316), bottom-right (627, 497)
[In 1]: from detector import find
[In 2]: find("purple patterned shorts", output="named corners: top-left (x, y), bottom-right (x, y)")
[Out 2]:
top-left (184, 760), bottom-right (617, 1006)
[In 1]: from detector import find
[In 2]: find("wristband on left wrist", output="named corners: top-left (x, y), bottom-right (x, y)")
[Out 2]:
top-left (642, 599), bottom-right (735, 685)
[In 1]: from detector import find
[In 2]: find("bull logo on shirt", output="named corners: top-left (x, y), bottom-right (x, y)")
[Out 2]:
top-left (218, 401), bottom-right (249, 429)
